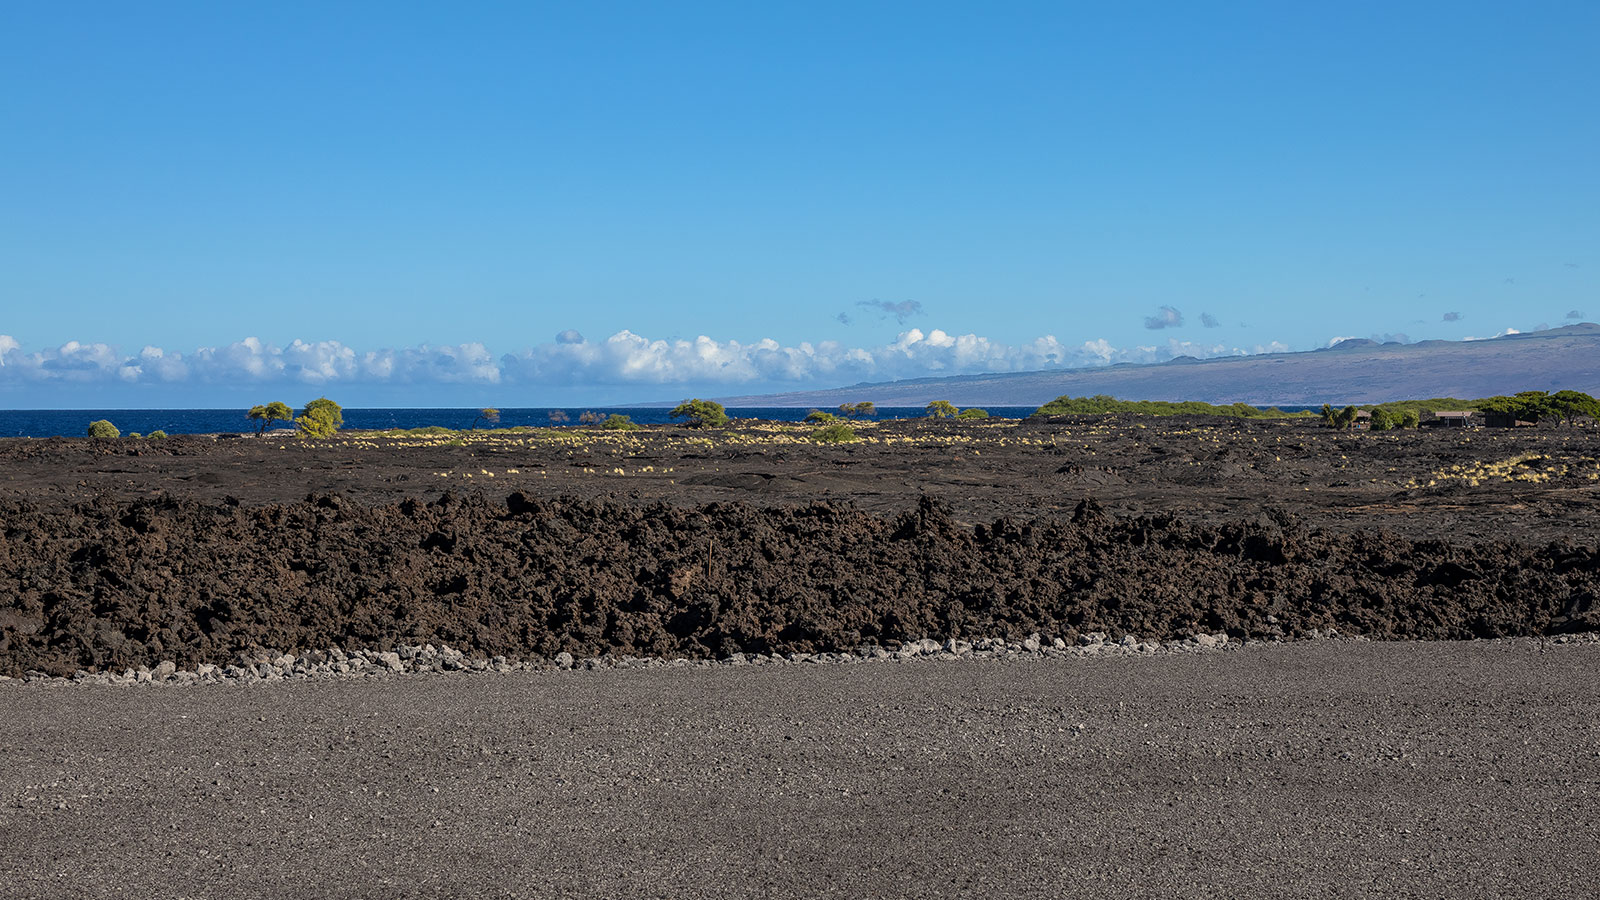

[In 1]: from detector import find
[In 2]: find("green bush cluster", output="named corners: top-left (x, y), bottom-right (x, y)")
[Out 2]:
top-left (670, 399), bottom-right (729, 428)
top-left (1035, 395), bottom-right (1309, 419)
top-left (1478, 390), bottom-right (1600, 426)
top-left (87, 420), bottom-right (120, 438)
top-left (600, 414), bottom-right (641, 431)
top-left (296, 397), bottom-right (343, 438)
top-left (811, 423), bottom-right (858, 443)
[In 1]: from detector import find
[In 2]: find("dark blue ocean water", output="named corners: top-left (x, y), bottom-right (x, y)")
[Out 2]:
top-left (0, 407), bottom-right (1046, 438)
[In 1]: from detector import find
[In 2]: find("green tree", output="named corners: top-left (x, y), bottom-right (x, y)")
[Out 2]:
top-left (925, 400), bottom-right (958, 418)
top-left (670, 398), bottom-right (729, 428)
top-left (296, 397), bottom-right (343, 438)
top-left (838, 401), bottom-right (876, 419)
top-left (955, 407), bottom-right (989, 419)
top-left (1399, 409), bottom-right (1421, 429)
top-left (472, 408), bottom-right (500, 429)
top-left (1334, 406), bottom-right (1358, 430)
top-left (87, 420), bottom-right (120, 438)
top-left (300, 397), bottom-right (343, 429)
top-left (600, 414), bottom-right (641, 430)
top-left (1550, 390), bottom-right (1600, 426)
top-left (247, 401), bottom-right (294, 435)
top-left (804, 409), bottom-right (837, 424)
top-left (1320, 403), bottom-right (1337, 427)
top-left (1370, 408), bottom-right (1398, 431)
top-left (1480, 392), bottom-right (1557, 424)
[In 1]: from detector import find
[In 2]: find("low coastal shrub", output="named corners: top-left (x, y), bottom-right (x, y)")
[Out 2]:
top-left (296, 397), bottom-right (343, 438)
top-left (401, 426), bottom-right (457, 436)
top-left (956, 407), bottom-right (989, 419)
top-left (1036, 395), bottom-right (1312, 419)
top-left (804, 410), bottom-right (837, 424)
top-left (149, 430), bottom-right (168, 439)
top-left (601, 414), bottom-right (641, 431)
top-left (671, 399), bottom-right (729, 428)
top-left (87, 420), bottom-right (120, 438)
top-left (811, 423), bottom-right (858, 443)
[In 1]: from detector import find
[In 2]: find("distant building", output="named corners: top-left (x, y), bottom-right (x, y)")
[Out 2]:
top-left (1430, 410), bottom-right (1474, 427)
top-left (1353, 410), bottom-right (1372, 430)
top-left (1483, 411), bottom-right (1536, 428)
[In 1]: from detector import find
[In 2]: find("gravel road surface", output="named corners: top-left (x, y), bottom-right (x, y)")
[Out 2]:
top-left (3, 640), bottom-right (1598, 899)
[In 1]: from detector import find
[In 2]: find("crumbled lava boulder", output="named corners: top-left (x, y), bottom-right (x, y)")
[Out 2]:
top-left (0, 492), bottom-right (1596, 676)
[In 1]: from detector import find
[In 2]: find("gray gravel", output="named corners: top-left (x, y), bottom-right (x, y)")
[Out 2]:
top-left (3, 639), bottom-right (1599, 899)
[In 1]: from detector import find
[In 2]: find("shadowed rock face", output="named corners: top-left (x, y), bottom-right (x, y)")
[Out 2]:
top-left (3, 491), bottom-right (1597, 676)
top-left (709, 324), bottom-right (1600, 408)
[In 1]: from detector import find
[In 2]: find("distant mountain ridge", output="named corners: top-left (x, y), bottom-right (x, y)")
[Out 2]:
top-left (701, 324), bottom-right (1600, 408)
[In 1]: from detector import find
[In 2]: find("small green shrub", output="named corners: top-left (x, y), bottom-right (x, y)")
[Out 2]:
top-left (804, 409), bottom-right (837, 424)
top-left (925, 400), bottom-right (958, 418)
top-left (671, 398), bottom-right (729, 428)
top-left (128, 432), bottom-right (143, 439)
top-left (955, 407), bottom-right (989, 419)
top-left (601, 414), bottom-right (641, 430)
top-left (87, 420), bottom-right (120, 438)
top-left (296, 407), bottom-right (340, 438)
top-left (372, 426), bottom-right (457, 436)
top-left (297, 397), bottom-right (343, 438)
top-left (149, 430), bottom-right (168, 439)
top-left (811, 423), bottom-right (859, 443)
top-left (1399, 409), bottom-right (1420, 429)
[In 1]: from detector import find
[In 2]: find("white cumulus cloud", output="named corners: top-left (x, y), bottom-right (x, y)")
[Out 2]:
top-left (0, 329), bottom-right (1289, 391)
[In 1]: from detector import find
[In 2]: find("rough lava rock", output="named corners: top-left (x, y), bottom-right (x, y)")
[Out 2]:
top-left (0, 491), bottom-right (1596, 676)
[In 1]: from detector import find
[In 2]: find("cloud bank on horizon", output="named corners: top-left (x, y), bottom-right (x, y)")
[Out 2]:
top-left (0, 329), bottom-right (1291, 395)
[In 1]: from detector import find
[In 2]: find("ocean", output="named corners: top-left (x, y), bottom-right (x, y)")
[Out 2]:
top-left (0, 406), bottom-right (1046, 439)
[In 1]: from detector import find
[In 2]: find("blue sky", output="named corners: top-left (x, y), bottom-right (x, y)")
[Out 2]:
top-left (2, 1), bottom-right (1595, 406)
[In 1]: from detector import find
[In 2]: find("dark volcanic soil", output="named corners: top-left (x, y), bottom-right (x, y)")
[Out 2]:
top-left (2, 416), bottom-right (1597, 675)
